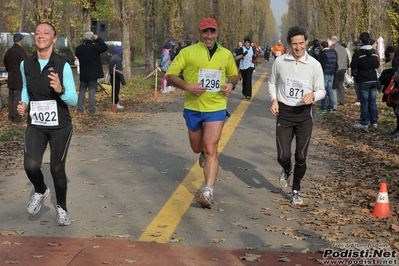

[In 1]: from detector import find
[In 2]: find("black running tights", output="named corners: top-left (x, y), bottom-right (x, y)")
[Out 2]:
top-left (24, 124), bottom-right (72, 210)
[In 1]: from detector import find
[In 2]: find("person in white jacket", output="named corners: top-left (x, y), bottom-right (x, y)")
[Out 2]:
top-left (268, 26), bottom-right (325, 205)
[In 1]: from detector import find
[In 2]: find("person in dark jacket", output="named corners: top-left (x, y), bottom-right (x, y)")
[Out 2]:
top-left (108, 46), bottom-right (125, 109)
top-left (17, 22), bottom-right (78, 226)
top-left (3, 33), bottom-right (28, 122)
top-left (309, 39), bottom-right (320, 61)
top-left (350, 32), bottom-right (380, 131)
top-left (75, 31), bottom-right (108, 115)
top-left (317, 41), bottom-right (337, 114)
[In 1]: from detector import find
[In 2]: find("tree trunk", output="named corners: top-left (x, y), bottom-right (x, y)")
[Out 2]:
top-left (144, 0), bottom-right (155, 73)
top-left (120, 1), bottom-right (131, 80)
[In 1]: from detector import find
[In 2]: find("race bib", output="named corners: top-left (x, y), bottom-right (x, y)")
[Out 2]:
top-left (30, 100), bottom-right (59, 126)
top-left (285, 78), bottom-right (311, 101)
top-left (276, 51), bottom-right (281, 56)
top-left (198, 69), bottom-right (221, 92)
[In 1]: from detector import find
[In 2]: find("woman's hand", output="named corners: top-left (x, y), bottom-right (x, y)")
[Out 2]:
top-left (17, 101), bottom-right (27, 116)
top-left (48, 72), bottom-right (63, 94)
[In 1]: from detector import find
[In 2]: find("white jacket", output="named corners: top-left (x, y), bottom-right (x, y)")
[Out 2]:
top-left (268, 52), bottom-right (325, 106)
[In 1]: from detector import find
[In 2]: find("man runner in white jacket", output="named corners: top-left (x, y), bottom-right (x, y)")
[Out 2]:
top-left (268, 26), bottom-right (325, 205)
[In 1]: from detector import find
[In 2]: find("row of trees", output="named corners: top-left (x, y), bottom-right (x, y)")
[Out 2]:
top-left (2, 0), bottom-right (399, 79)
top-left (281, 0), bottom-right (398, 48)
top-left (0, 0), bottom-right (277, 78)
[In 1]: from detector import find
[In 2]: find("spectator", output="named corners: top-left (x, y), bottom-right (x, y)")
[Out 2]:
top-left (308, 39), bottom-right (320, 61)
top-left (159, 43), bottom-right (173, 93)
top-left (350, 32), bottom-right (380, 131)
top-left (168, 38), bottom-right (177, 61)
top-left (351, 41), bottom-right (361, 105)
top-left (317, 41), bottom-right (337, 114)
top-left (75, 31), bottom-right (108, 115)
top-left (175, 41), bottom-right (186, 56)
top-left (108, 46), bottom-right (126, 109)
top-left (330, 35), bottom-right (349, 109)
top-left (3, 33), bottom-right (28, 123)
top-left (379, 46), bottom-right (399, 137)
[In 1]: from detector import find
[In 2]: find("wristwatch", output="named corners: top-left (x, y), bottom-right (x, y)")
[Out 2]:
top-left (58, 87), bottom-right (65, 96)
top-left (228, 82), bottom-right (236, 90)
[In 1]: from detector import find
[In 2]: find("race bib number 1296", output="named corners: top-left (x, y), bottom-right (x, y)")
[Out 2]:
top-left (198, 69), bottom-right (222, 92)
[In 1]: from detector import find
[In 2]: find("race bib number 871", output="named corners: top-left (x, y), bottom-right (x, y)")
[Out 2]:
top-left (30, 100), bottom-right (59, 126)
top-left (198, 69), bottom-right (222, 92)
top-left (285, 77), bottom-right (310, 101)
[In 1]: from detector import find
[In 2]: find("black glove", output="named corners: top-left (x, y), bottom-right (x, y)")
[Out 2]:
top-left (243, 51), bottom-right (248, 56)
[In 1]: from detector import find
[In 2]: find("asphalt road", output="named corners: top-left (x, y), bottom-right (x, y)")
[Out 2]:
top-left (0, 61), bottom-right (338, 265)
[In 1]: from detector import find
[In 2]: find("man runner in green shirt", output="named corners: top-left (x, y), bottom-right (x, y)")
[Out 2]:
top-left (166, 17), bottom-right (238, 208)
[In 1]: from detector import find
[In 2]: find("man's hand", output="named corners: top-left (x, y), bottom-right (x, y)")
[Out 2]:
top-left (220, 83), bottom-right (234, 96)
top-left (301, 92), bottom-right (315, 105)
top-left (186, 82), bottom-right (207, 96)
top-left (270, 100), bottom-right (279, 116)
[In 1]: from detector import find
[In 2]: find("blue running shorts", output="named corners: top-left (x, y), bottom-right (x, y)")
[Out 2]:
top-left (183, 109), bottom-right (230, 131)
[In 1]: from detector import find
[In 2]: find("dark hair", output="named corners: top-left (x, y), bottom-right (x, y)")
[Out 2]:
top-left (244, 36), bottom-right (251, 43)
top-left (286, 26), bottom-right (308, 44)
top-left (359, 32), bottom-right (370, 46)
top-left (384, 45), bottom-right (396, 61)
top-left (369, 39), bottom-right (376, 45)
top-left (321, 41), bottom-right (329, 48)
top-left (312, 39), bottom-right (319, 47)
top-left (37, 22), bottom-right (57, 36)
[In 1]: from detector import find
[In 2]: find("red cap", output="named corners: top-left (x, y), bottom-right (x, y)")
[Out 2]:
top-left (199, 18), bottom-right (218, 30)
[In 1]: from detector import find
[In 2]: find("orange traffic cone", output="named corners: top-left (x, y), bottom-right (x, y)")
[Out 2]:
top-left (370, 182), bottom-right (391, 218)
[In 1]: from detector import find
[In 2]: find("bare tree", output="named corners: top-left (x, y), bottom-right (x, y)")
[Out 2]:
top-left (115, 0), bottom-right (132, 79)
top-left (144, 0), bottom-right (156, 73)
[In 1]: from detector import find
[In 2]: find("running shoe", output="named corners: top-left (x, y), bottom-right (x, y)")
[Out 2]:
top-left (199, 152), bottom-right (205, 168)
top-left (291, 190), bottom-right (303, 205)
top-left (353, 123), bottom-right (369, 131)
top-left (196, 187), bottom-right (214, 209)
top-left (279, 168), bottom-right (292, 188)
top-left (56, 205), bottom-right (70, 226)
top-left (26, 187), bottom-right (50, 215)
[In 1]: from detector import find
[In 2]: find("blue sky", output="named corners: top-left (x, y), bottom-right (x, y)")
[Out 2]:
top-left (270, 0), bottom-right (288, 26)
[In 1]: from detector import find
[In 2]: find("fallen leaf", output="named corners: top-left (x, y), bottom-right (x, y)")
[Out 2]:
top-left (278, 256), bottom-right (291, 262)
top-left (239, 253), bottom-right (262, 261)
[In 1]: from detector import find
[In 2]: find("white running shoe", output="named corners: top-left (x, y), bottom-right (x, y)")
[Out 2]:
top-left (291, 190), bottom-right (303, 205)
top-left (26, 187), bottom-right (50, 215)
top-left (279, 168), bottom-right (292, 188)
top-left (56, 205), bottom-right (70, 226)
top-left (196, 187), bottom-right (214, 209)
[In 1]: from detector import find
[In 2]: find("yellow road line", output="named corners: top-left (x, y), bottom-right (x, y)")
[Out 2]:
top-left (138, 70), bottom-right (269, 242)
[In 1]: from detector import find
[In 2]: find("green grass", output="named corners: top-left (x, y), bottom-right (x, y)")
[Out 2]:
top-left (0, 130), bottom-right (24, 142)
top-left (131, 56), bottom-right (146, 68)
